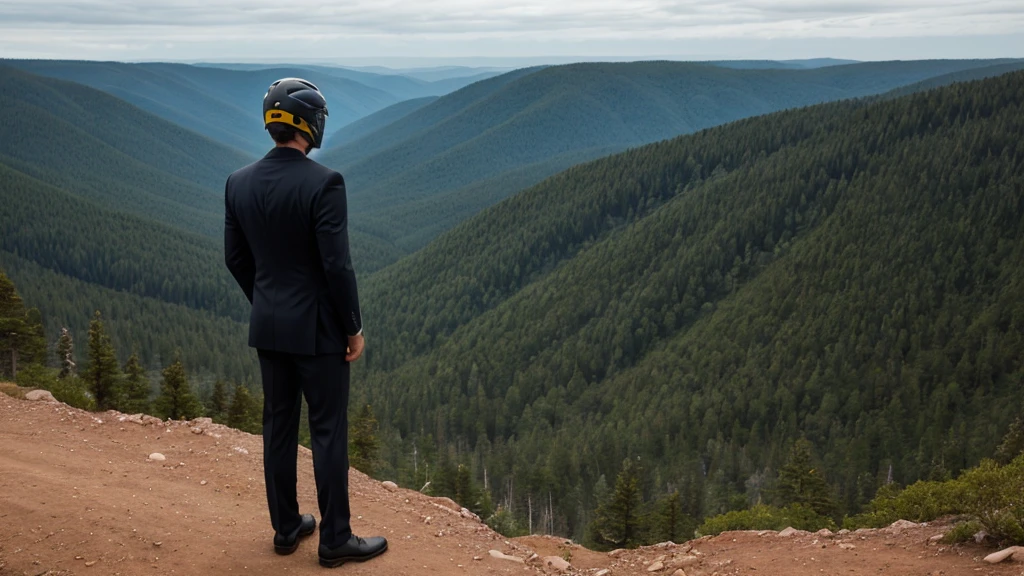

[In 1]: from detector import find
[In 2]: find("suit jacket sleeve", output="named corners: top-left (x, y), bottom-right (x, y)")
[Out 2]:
top-left (313, 172), bottom-right (363, 336)
top-left (224, 177), bottom-right (256, 304)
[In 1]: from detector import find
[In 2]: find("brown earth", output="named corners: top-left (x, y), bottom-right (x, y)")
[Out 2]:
top-left (1, 391), bottom-right (1022, 576)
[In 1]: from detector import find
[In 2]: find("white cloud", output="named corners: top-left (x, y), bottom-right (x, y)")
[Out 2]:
top-left (0, 0), bottom-right (1022, 60)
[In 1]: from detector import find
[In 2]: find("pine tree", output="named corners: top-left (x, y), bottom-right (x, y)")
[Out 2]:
top-left (776, 439), bottom-right (836, 517)
top-left (121, 352), bottom-right (150, 414)
top-left (83, 310), bottom-right (122, 410)
top-left (658, 491), bottom-right (682, 543)
top-left (154, 353), bottom-right (203, 421)
top-left (227, 383), bottom-right (260, 434)
top-left (21, 308), bottom-right (47, 366)
top-left (590, 458), bottom-right (643, 549)
top-left (0, 271), bottom-right (37, 378)
top-left (56, 327), bottom-right (76, 379)
top-left (208, 378), bottom-right (230, 423)
top-left (350, 404), bottom-right (380, 476)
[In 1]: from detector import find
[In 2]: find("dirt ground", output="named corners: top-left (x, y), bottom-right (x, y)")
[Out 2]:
top-left (1, 392), bottom-right (1022, 576)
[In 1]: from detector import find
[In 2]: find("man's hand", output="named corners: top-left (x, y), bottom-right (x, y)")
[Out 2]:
top-left (346, 333), bottom-right (365, 363)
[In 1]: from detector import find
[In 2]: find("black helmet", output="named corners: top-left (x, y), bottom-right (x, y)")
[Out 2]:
top-left (263, 78), bottom-right (329, 149)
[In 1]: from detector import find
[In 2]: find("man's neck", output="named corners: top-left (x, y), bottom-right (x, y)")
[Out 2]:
top-left (276, 139), bottom-right (309, 154)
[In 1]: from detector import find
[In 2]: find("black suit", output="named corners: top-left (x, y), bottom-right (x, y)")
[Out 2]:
top-left (225, 146), bottom-right (362, 549)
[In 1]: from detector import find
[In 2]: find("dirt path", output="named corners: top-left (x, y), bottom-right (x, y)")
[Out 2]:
top-left (0, 393), bottom-right (1021, 576)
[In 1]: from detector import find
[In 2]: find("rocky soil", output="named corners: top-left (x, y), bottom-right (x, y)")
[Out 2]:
top-left (1, 391), bottom-right (1021, 576)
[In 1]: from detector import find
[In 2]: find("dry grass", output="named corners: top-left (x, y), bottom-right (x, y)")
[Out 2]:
top-left (0, 382), bottom-right (28, 400)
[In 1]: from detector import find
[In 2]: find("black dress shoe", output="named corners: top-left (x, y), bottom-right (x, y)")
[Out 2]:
top-left (318, 535), bottom-right (388, 567)
top-left (274, 514), bottom-right (317, 555)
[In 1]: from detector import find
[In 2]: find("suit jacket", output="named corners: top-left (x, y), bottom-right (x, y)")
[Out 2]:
top-left (225, 147), bottom-right (362, 356)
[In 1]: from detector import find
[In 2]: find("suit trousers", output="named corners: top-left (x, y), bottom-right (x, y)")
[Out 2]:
top-left (257, 350), bottom-right (352, 548)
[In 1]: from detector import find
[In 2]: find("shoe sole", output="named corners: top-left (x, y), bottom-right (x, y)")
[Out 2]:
top-left (274, 525), bottom-right (317, 555)
top-left (318, 543), bottom-right (388, 568)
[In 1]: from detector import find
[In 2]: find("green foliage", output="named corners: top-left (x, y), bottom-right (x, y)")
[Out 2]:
top-left (776, 439), bottom-right (837, 517)
top-left (943, 520), bottom-right (985, 544)
top-left (155, 354), bottom-right (203, 421)
top-left (226, 382), bottom-right (261, 434)
top-left (486, 507), bottom-right (528, 537)
top-left (16, 364), bottom-right (94, 411)
top-left (957, 457), bottom-right (1024, 544)
top-left (697, 504), bottom-right (835, 537)
top-left (121, 352), bottom-right (151, 414)
top-left (843, 481), bottom-right (961, 529)
top-left (847, 455), bottom-right (1024, 545)
top-left (350, 404), bottom-right (380, 476)
top-left (82, 310), bottom-right (122, 411)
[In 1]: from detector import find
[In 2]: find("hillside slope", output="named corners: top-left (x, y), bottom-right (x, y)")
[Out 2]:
top-left (322, 96), bottom-right (439, 149)
top-left (0, 66), bottom-right (252, 237)
top-left (2, 61), bottom-right (408, 155)
top-left (0, 394), bottom-right (1016, 576)
top-left (326, 59), bottom-right (1019, 256)
top-left (357, 71), bottom-right (1024, 537)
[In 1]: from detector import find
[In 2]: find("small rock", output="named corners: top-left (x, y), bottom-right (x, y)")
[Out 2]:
top-left (190, 427), bottom-right (203, 435)
top-left (473, 556), bottom-right (482, 561)
top-left (837, 529), bottom-right (850, 535)
top-left (984, 546), bottom-right (1024, 564)
top-left (232, 446), bottom-right (249, 455)
top-left (839, 543), bottom-right (856, 550)
top-left (778, 527), bottom-right (804, 537)
top-left (85, 560), bottom-right (97, 567)
top-left (460, 507), bottom-right (481, 522)
top-left (815, 528), bottom-right (834, 538)
top-left (671, 570), bottom-right (687, 576)
top-left (928, 534), bottom-right (945, 543)
top-left (192, 417), bottom-right (213, 427)
top-left (884, 520), bottom-right (919, 534)
top-left (488, 550), bottom-right (524, 563)
top-left (676, 555), bottom-right (699, 567)
top-left (543, 556), bottom-right (572, 572)
top-left (200, 480), bottom-right (208, 486)
top-left (382, 481), bottom-right (399, 492)
top-left (608, 548), bottom-right (627, 557)
top-left (974, 530), bottom-right (989, 544)
top-left (647, 560), bottom-right (665, 572)
top-left (148, 453), bottom-right (166, 462)
top-left (153, 542), bottom-right (162, 547)
top-left (25, 390), bottom-right (57, 402)
top-left (595, 570), bottom-right (611, 576)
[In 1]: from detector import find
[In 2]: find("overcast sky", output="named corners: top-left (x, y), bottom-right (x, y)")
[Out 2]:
top-left (1, 0), bottom-right (1022, 65)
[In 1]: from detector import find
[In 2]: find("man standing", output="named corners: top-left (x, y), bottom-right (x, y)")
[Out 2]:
top-left (224, 77), bottom-right (388, 568)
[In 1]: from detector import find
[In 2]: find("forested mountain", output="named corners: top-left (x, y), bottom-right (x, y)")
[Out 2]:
top-left (323, 59), bottom-right (1021, 260)
top-left (0, 66), bottom-right (251, 237)
top-left (1, 60), bottom-right (425, 155)
top-left (708, 58), bottom-right (858, 69)
top-left (0, 161), bottom-right (246, 320)
top-left (0, 252), bottom-right (255, 383)
top-left (322, 96), bottom-right (439, 149)
top-left (197, 63), bottom-right (503, 99)
top-left (355, 71), bottom-right (1024, 541)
